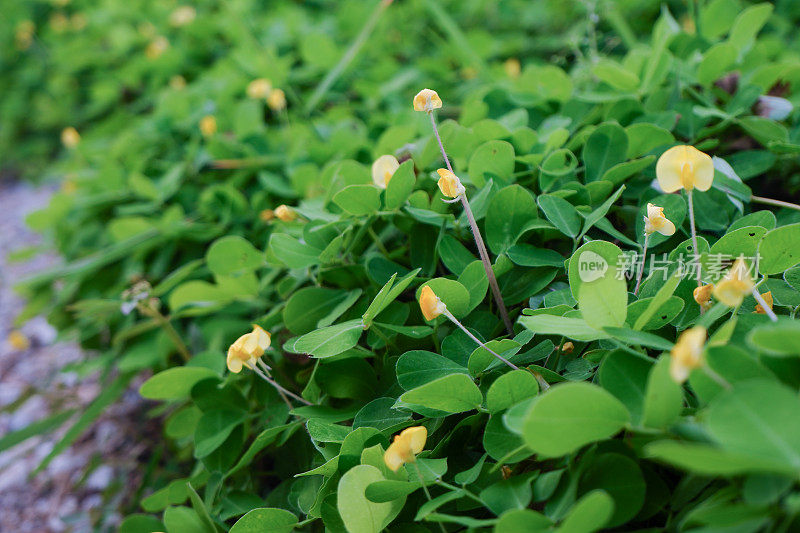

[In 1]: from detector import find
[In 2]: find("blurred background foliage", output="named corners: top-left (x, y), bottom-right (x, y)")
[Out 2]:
top-left (4, 0), bottom-right (800, 531)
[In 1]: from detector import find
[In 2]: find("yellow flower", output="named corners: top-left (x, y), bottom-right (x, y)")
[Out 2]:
top-left (227, 325), bottom-right (271, 373)
top-left (259, 209), bottom-right (275, 222)
top-left (561, 341), bottom-right (574, 354)
top-left (7, 330), bottom-right (30, 351)
top-left (169, 75), bottom-right (186, 90)
top-left (670, 326), bottom-right (706, 383)
top-left (61, 179), bottom-right (77, 194)
top-left (643, 203), bottom-right (675, 236)
top-left (50, 12), bottom-right (69, 33)
top-left (384, 426), bottom-right (427, 472)
top-left (247, 78), bottom-right (272, 100)
top-left (200, 115), bottom-right (217, 137)
top-left (504, 58), bottom-right (521, 79)
top-left (267, 88), bottom-right (287, 111)
top-left (371, 155), bottom-right (400, 189)
top-left (169, 6), bottom-right (196, 27)
top-left (70, 13), bottom-right (87, 31)
top-left (754, 291), bottom-right (773, 315)
top-left (61, 127), bottom-right (80, 148)
top-left (419, 286), bottom-right (447, 321)
top-left (693, 284), bottom-right (714, 311)
top-left (15, 20), bottom-right (35, 50)
top-left (413, 89), bottom-right (442, 113)
top-left (436, 169), bottom-right (465, 199)
top-left (712, 258), bottom-right (755, 307)
top-left (274, 205), bottom-right (296, 222)
top-left (145, 36), bottom-right (169, 59)
top-left (655, 145), bottom-right (714, 192)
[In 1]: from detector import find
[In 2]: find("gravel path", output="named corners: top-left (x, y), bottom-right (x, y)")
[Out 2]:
top-left (0, 180), bottom-right (149, 532)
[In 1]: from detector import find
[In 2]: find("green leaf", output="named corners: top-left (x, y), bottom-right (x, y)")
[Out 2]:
top-left (641, 356), bottom-right (683, 429)
top-left (333, 184), bottom-right (382, 216)
top-left (163, 506), bottom-right (213, 533)
top-left (598, 350), bottom-right (651, 425)
top-left (365, 480), bottom-right (421, 503)
top-left (292, 319), bottom-right (364, 358)
top-left (578, 185), bottom-right (625, 239)
top-left (468, 140), bottom-right (515, 188)
top-left (601, 156), bottom-right (656, 186)
top-left (284, 287), bottom-right (354, 335)
top-left (537, 195), bottom-right (581, 238)
top-left (385, 160), bottom-right (416, 209)
top-left (140, 367), bottom-right (218, 400)
top-left (194, 410), bottom-right (246, 458)
top-left (758, 223), bottom-right (800, 275)
top-left (697, 42), bottom-right (737, 86)
top-left (269, 233), bottom-right (322, 269)
top-left (747, 320), bottom-right (800, 356)
top-left (399, 374), bottom-right (482, 414)
top-left (417, 278), bottom-right (471, 319)
top-left (205, 236), bottom-right (264, 276)
top-left (728, 3), bottom-right (773, 52)
top-left (633, 270), bottom-right (682, 330)
top-left (396, 350), bottom-right (470, 390)
top-left (707, 379), bottom-right (800, 470)
top-left (486, 370), bottom-right (539, 413)
top-left (569, 241), bottom-right (627, 330)
top-left (644, 441), bottom-right (795, 476)
top-left (337, 465), bottom-right (404, 533)
top-left (362, 268), bottom-right (421, 326)
top-left (486, 184), bottom-right (538, 254)
top-left (518, 315), bottom-right (607, 342)
top-left (558, 490), bottom-right (614, 533)
top-left (582, 123), bottom-right (628, 182)
top-left (230, 508), bottom-right (298, 533)
top-left (577, 454), bottom-right (645, 527)
top-left (603, 327), bottom-right (674, 351)
top-left (522, 382), bottom-right (630, 457)
top-left (591, 59), bottom-right (639, 91)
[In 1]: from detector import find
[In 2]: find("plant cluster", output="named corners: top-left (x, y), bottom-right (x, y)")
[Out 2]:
top-left (6, 1), bottom-right (800, 532)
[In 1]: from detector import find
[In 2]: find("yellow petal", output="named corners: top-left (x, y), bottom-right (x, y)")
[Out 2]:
top-left (226, 351), bottom-right (244, 373)
top-left (669, 326), bottom-right (705, 383)
top-left (383, 445), bottom-right (406, 472)
top-left (399, 426), bottom-right (427, 455)
top-left (436, 169), bottom-right (464, 198)
top-left (419, 286), bottom-right (445, 321)
top-left (657, 218), bottom-right (676, 236)
top-left (252, 325), bottom-right (271, 351)
top-left (275, 205), bottom-right (296, 222)
top-left (267, 88), bottom-right (286, 111)
top-left (371, 155), bottom-right (400, 189)
top-left (754, 291), bottom-right (773, 314)
top-left (656, 145), bottom-right (714, 192)
top-left (413, 89), bottom-right (442, 112)
top-left (693, 284), bottom-right (714, 310)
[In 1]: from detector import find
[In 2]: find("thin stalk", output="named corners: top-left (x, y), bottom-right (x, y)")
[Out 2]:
top-left (435, 479), bottom-right (484, 505)
top-left (257, 359), bottom-right (294, 410)
top-left (305, 0), bottom-right (393, 114)
top-left (412, 462), bottom-right (447, 533)
top-left (751, 195), bottom-right (800, 212)
top-left (251, 365), bottom-right (312, 406)
top-left (703, 365), bottom-right (731, 390)
top-left (429, 113), bottom-right (513, 334)
top-left (686, 190), bottom-right (701, 287)
top-left (634, 234), bottom-right (649, 296)
top-left (443, 310), bottom-right (519, 370)
top-left (139, 304), bottom-right (190, 362)
top-left (752, 289), bottom-right (778, 322)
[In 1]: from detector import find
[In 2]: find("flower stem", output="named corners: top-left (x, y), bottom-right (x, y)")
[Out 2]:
top-left (703, 364), bottom-right (732, 390)
top-left (751, 195), bottom-right (800, 212)
top-left (257, 360), bottom-right (294, 410)
top-left (634, 234), bottom-right (649, 296)
top-left (412, 462), bottom-right (447, 533)
top-left (752, 288), bottom-right (778, 322)
top-left (251, 365), bottom-right (313, 406)
top-left (428, 113), bottom-right (513, 334)
top-left (686, 190), bottom-right (701, 287)
top-left (138, 304), bottom-right (191, 362)
top-left (443, 310), bottom-right (519, 370)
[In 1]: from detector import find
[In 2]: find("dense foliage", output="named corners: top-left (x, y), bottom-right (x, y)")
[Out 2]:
top-left (6, 0), bottom-right (800, 531)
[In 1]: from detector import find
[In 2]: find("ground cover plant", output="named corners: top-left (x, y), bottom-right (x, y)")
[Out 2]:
top-left (6, 0), bottom-right (800, 531)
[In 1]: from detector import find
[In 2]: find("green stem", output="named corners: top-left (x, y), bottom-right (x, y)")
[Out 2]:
top-left (751, 195), bottom-right (800, 212)
top-left (413, 462), bottom-right (447, 533)
top-left (304, 0), bottom-right (393, 114)
top-left (444, 310), bottom-right (518, 370)
top-left (634, 234), bottom-right (649, 296)
top-left (686, 190), bottom-right (701, 287)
